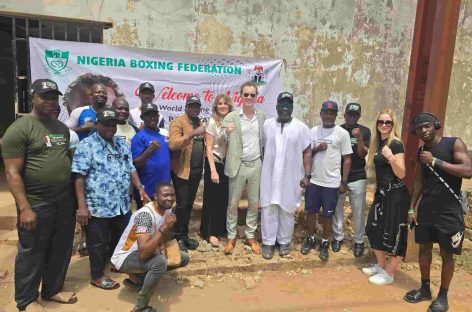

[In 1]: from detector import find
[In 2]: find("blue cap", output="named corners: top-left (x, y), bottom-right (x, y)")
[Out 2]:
top-left (321, 100), bottom-right (338, 111)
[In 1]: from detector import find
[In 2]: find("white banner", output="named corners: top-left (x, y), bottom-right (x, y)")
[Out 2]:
top-left (29, 38), bottom-right (283, 124)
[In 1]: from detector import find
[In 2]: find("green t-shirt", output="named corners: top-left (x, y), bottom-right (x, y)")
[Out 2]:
top-left (2, 115), bottom-right (71, 205)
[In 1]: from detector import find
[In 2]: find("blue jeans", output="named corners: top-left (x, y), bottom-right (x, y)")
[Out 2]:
top-left (332, 179), bottom-right (367, 244)
top-left (120, 251), bottom-right (189, 309)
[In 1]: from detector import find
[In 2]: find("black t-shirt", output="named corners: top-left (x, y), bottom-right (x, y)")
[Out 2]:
top-left (418, 137), bottom-right (462, 214)
top-left (189, 120), bottom-right (204, 174)
top-left (341, 124), bottom-right (371, 182)
top-left (374, 139), bottom-right (404, 188)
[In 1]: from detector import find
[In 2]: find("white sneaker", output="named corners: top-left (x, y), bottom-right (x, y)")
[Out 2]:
top-left (368, 270), bottom-right (394, 285)
top-left (362, 264), bottom-right (382, 276)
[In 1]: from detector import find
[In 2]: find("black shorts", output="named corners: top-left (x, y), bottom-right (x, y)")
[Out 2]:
top-left (415, 223), bottom-right (464, 255)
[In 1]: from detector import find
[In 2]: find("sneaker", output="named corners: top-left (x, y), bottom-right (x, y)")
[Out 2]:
top-left (362, 264), bottom-right (382, 276)
top-left (300, 236), bottom-right (317, 255)
top-left (319, 241), bottom-right (329, 261)
top-left (368, 270), bottom-right (394, 285)
top-left (262, 244), bottom-right (274, 260)
top-left (278, 243), bottom-right (291, 257)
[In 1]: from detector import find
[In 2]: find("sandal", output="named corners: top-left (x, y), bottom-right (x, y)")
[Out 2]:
top-left (43, 291), bottom-right (78, 304)
top-left (404, 289), bottom-right (432, 303)
top-left (91, 276), bottom-right (120, 290)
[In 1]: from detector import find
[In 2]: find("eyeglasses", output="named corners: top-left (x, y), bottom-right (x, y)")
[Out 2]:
top-left (243, 93), bottom-right (257, 98)
top-left (377, 120), bottom-right (393, 127)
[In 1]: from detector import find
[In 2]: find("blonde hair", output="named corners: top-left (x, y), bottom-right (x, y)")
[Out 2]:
top-left (367, 108), bottom-right (402, 167)
top-left (212, 93), bottom-right (233, 126)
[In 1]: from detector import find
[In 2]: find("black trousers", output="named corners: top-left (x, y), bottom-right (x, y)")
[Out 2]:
top-left (171, 171), bottom-right (202, 240)
top-left (200, 159), bottom-right (228, 238)
top-left (15, 197), bottom-right (76, 310)
top-left (85, 211), bottom-right (131, 280)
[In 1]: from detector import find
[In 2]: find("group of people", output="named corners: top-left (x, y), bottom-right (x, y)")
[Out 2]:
top-left (2, 78), bottom-right (471, 312)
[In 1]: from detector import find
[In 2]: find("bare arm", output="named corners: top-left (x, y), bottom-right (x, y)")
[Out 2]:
top-left (388, 153), bottom-right (406, 179)
top-left (341, 154), bottom-right (352, 182)
top-left (352, 128), bottom-right (368, 158)
top-left (303, 145), bottom-right (312, 176)
top-left (410, 162), bottom-right (423, 211)
top-left (4, 157), bottom-right (38, 231)
top-left (133, 142), bottom-right (159, 169)
top-left (205, 132), bottom-right (220, 183)
top-left (74, 174), bottom-right (90, 226)
top-left (382, 144), bottom-right (406, 180)
top-left (130, 171), bottom-right (151, 204)
top-left (300, 145), bottom-right (313, 188)
top-left (436, 139), bottom-right (472, 179)
top-left (136, 213), bottom-right (176, 262)
top-left (136, 232), bottom-right (163, 262)
top-left (4, 157), bottom-right (29, 212)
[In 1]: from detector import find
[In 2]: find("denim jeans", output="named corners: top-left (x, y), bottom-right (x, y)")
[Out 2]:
top-left (120, 251), bottom-right (189, 309)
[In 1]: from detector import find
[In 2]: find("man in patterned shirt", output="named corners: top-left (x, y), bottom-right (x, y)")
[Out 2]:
top-left (112, 183), bottom-right (189, 312)
top-left (72, 108), bottom-right (150, 290)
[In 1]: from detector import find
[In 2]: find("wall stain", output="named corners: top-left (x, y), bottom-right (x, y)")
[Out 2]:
top-left (194, 17), bottom-right (233, 54)
top-left (109, 19), bottom-right (141, 47)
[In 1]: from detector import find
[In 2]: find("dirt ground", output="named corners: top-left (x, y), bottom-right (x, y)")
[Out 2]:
top-left (1, 176), bottom-right (472, 311)
top-left (1, 241), bottom-right (472, 312)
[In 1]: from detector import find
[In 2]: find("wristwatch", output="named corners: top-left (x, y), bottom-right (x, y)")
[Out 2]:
top-left (304, 174), bottom-right (311, 180)
top-left (341, 179), bottom-right (348, 186)
top-left (137, 184), bottom-right (145, 190)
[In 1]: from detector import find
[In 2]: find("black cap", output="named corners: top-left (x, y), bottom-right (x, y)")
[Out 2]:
top-left (139, 82), bottom-right (155, 92)
top-left (345, 103), bottom-right (361, 114)
top-left (31, 79), bottom-right (63, 95)
top-left (141, 103), bottom-right (159, 115)
top-left (96, 108), bottom-right (119, 122)
top-left (186, 95), bottom-right (201, 106)
top-left (321, 100), bottom-right (338, 111)
top-left (277, 92), bottom-right (293, 104)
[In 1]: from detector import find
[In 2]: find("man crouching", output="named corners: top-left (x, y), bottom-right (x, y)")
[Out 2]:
top-left (111, 183), bottom-right (189, 312)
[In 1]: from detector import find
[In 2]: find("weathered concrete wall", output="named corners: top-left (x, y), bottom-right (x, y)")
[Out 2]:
top-left (1, 0), bottom-right (470, 145)
top-left (444, 0), bottom-right (472, 146)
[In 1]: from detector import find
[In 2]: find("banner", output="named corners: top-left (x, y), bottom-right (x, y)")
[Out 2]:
top-left (29, 38), bottom-right (283, 125)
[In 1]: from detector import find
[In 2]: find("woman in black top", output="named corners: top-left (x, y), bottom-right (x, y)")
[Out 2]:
top-left (363, 109), bottom-right (410, 285)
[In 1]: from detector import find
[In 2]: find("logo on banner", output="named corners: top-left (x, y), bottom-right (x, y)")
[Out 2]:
top-left (251, 65), bottom-right (267, 85)
top-left (44, 50), bottom-right (71, 74)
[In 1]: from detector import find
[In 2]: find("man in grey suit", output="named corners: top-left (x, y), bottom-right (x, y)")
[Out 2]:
top-left (221, 81), bottom-right (266, 255)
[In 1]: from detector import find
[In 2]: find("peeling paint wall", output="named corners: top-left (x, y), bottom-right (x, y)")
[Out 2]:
top-left (1, 0), bottom-right (470, 145)
top-left (445, 0), bottom-right (472, 146)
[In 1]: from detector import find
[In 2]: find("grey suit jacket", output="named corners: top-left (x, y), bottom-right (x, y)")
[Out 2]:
top-left (220, 108), bottom-right (266, 179)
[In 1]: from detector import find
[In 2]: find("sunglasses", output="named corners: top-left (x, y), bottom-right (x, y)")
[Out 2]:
top-left (243, 93), bottom-right (257, 98)
top-left (377, 120), bottom-right (393, 127)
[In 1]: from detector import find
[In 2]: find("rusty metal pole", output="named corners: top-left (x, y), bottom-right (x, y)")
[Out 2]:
top-left (401, 0), bottom-right (461, 190)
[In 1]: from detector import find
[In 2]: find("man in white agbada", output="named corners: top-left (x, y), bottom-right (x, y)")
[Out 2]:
top-left (260, 92), bottom-right (312, 260)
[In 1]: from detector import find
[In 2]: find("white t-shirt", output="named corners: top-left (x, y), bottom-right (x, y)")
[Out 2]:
top-left (310, 125), bottom-right (352, 188)
top-left (260, 118), bottom-right (311, 213)
top-left (69, 130), bottom-right (79, 150)
top-left (111, 202), bottom-right (169, 270)
top-left (116, 122), bottom-right (137, 145)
